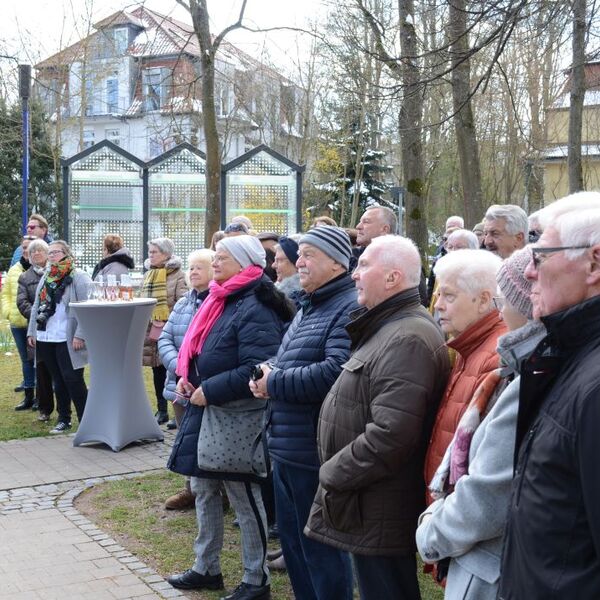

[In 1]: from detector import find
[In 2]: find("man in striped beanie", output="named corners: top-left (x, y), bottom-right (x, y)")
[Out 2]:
top-left (250, 225), bottom-right (356, 600)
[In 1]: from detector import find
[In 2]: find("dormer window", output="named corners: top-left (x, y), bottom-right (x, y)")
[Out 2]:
top-left (144, 67), bottom-right (171, 111)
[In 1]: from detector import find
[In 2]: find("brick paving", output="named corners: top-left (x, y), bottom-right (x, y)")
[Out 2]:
top-left (0, 431), bottom-right (186, 600)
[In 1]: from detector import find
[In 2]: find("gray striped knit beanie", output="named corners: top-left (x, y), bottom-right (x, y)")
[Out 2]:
top-left (299, 226), bottom-right (352, 270)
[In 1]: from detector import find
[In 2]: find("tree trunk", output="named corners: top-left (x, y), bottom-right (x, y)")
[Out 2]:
top-left (189, 0), bottom-right (221, 247)
top-left (398, 0), bottom-right (427, 258)
top-left (569, 0), bottom-right (586, 193)
top-left (448, 0), bottom-right (483, 227)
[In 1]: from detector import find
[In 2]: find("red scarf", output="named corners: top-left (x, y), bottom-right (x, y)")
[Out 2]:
top-left (176, 265), bottom-right (263, 382)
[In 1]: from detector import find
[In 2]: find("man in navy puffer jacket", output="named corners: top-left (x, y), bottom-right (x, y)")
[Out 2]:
top-left (250, 226), bottom-right (357, 600)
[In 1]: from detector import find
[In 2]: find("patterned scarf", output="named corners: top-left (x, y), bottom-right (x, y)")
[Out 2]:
top-left (141, 266), bottom-right (169, 321)
top-left (429, 369), bottom-right (505, 500)
top-left (176, 265), bottom-right (263, 382)
top-left (39, 256), bottom-right (74, 304)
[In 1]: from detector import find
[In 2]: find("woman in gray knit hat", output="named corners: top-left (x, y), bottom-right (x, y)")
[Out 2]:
top-left (417, 245), bottom-right (546, 600)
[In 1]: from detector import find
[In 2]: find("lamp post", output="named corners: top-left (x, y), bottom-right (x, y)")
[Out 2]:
top-left (19, 64), bottom-right (31, 234)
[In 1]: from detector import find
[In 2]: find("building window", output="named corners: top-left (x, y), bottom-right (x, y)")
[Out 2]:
top-left (149, 135), bottom-right (163, 158)
top-left (144, 68), bottom-right (171, 111)
top-left (84, 78), bottom-right (94, 116)
top-left (83, 129), bottom-right (95, 149)
top-left (105, 128), bottom-right (120, 146)
top-left (113, 28), bottom-right (128, 54)
top-left (215, 80), bottom-right (233, 117)
top-left (106, 77), bottom-right (118, 113)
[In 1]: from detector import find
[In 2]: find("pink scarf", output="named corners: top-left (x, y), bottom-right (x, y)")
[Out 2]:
top-left (176, 265), bottom-right (263, 381)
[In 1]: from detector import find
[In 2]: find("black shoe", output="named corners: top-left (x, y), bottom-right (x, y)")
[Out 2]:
top-left (166, 418), bottom-right (177, 430)
top-left (14, 385), bottom-right (24, 393)
top-left (155, 410), bottom-right (169, 425)
top-left (14, 398), bottom-right (34, 411)
top-left (221, 582), bottom-right (271, 600)
top-left (15, 387), bottom-right (35, 412)
top-left (50, 421), bottom-right (72, 434)
top-left (168, 569), bottom-right (224, 590)
top-left (31, 401), bottom-right (39, 411)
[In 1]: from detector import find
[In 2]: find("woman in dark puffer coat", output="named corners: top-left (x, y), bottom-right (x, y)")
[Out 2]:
top-left (167, 235), bottom-right (294, 600)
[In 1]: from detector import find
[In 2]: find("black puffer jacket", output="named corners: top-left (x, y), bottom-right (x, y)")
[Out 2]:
top-left (167, 276), bottom-right (295, 482)
top-left (498, 294), bottom-right (600, 599)
top-left (266, 273), bottom-right (358, 470)
top-left (16, 265), bottom-right (45, 320)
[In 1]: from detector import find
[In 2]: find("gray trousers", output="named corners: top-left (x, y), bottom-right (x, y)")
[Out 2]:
top-left (190, 477), bottom-right (269, 587)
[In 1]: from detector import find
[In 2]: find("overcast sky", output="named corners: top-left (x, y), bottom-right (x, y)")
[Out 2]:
top-left (1, 0), bottom-right (325, 71)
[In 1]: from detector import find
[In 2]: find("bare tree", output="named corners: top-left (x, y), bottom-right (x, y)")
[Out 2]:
top-left (569, 0), bottom-right (586, 193)
top-left (177, 0), bottom-right (248, 246)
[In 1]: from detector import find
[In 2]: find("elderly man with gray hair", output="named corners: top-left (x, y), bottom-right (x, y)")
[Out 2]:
top-left (483, 204), bottom-right (528, 259)
top-left (498, 195), bottom-right (600, 599)
top-left (304, 235), bottom-right (450, 600)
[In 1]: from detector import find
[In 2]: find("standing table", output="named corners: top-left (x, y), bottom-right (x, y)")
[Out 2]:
top-left (70, 298), bottom-right (164, 451)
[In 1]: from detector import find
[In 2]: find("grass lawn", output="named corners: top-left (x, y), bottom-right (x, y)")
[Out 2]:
top-left (1, 322), bottom-right (444, 599)
top-left (76, 472), bottom-right (444, 600)
top-left (0, 320), bottom-right (160, 440)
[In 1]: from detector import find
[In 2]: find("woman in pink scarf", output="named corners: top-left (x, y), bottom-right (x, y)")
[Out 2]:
top-left (167, 235), bottom-right (295, 600)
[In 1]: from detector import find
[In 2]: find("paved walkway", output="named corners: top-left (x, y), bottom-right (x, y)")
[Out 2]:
top-left (0, 431), bottom-right (185, 600)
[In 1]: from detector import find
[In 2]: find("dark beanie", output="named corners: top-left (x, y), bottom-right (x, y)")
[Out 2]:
top-left (279, 236), bottom-right (299, 266)
top-left (299, 226), bottom-right (352, 270)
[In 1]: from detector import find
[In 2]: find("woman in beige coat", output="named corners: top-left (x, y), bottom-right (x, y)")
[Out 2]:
top-left (141, 237), bottom-right (187, 424)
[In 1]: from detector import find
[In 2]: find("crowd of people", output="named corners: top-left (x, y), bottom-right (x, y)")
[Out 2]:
top-left (2, 192), bottom-right (600, 600)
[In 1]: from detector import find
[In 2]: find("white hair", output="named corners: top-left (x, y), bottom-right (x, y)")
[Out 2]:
top-left (434, 249), bottom-right (502, 296)
top-left (188, 248), bottom-right (214, 266)
top-left (551, 208), bottom-right (600, 261)
top-left (446, 229), bottom-right (480, 250)
top-left (537, 191), bottom-right (600, 232)
top-left (28, 238), bottom-right (49, 255)
top-left (446, 215), bottom-right (464, 229)
top-left (369, 235), bottom-right (422, 287)
top-left (484, 204), bottom-right (528, 237)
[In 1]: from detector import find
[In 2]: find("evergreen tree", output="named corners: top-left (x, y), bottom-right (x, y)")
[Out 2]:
top-left (0, 99), bottom-right (60, 270)
top-left (314, 108), bottom-right (392, 226)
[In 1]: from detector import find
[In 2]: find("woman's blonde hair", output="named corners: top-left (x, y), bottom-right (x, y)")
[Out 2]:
top-left (186, 249), bottom-right (215, 285)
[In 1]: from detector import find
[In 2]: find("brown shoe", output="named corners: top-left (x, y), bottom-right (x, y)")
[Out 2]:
top-left (165, 488), bottom-right (195, 510)
top-left (267, 554), bottom-right (286, 571)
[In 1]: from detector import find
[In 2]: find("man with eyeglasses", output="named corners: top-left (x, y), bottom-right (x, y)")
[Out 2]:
top-left (10, 214), bottom-right (52, 268)
top-left (498, 194), bottom-right (600, 600)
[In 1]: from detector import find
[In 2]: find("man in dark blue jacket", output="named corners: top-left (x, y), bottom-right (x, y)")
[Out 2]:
top-left (251, 225), bottom-right (356, 600)
top-left (498, 196), bottom-right (600, 599)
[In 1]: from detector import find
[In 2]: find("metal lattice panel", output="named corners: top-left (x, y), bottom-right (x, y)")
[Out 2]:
top-left (149, 148), bottom-right (207, 265)
top-left (68, 145), bottom-right (144, 271)
top-left (225, 150), bottom-right (297, 234)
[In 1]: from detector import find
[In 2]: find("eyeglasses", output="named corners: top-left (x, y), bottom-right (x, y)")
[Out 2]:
top-left (531, 245), bottom-right (591, 268)
top-left (48, 250), bottom-right (64, 257)
top-left (492, 296), bottom-right (505, 311)
top-left (26, 224), bottom-right (39, 230)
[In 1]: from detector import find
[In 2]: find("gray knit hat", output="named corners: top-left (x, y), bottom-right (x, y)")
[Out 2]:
top-left (148, 237), bottom-right (175, 258)
top-left (217, 235), bottom-right (266, 269)
top-left (497, 246), bottom-right (533, 319)
top-left (299, 226), bottom-right (352, 270)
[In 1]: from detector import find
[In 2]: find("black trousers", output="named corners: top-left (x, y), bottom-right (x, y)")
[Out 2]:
top-left (36, 341), bottom-right (87, 424)
top-left (353, 553), bottom-right (421, 600)
top-left (152, 364), bottom-right (167, 413)
top-left (36, 359), bottom-right (55, 416)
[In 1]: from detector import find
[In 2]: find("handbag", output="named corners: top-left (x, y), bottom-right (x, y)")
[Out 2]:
top-left (197, 400), bottom-right (268, 478)
top-left (148, 320), bottom-right (165, 342)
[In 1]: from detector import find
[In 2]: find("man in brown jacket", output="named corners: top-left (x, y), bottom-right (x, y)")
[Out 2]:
top-left (305, 235), bottom-right (450, 600)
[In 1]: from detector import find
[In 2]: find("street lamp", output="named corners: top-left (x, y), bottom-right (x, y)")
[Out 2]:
top-left (19, 64), bottom-right (31, 234)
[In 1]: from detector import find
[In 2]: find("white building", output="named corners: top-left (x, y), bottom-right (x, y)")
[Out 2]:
top-left (35, 6), bottom-right (305, 162)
